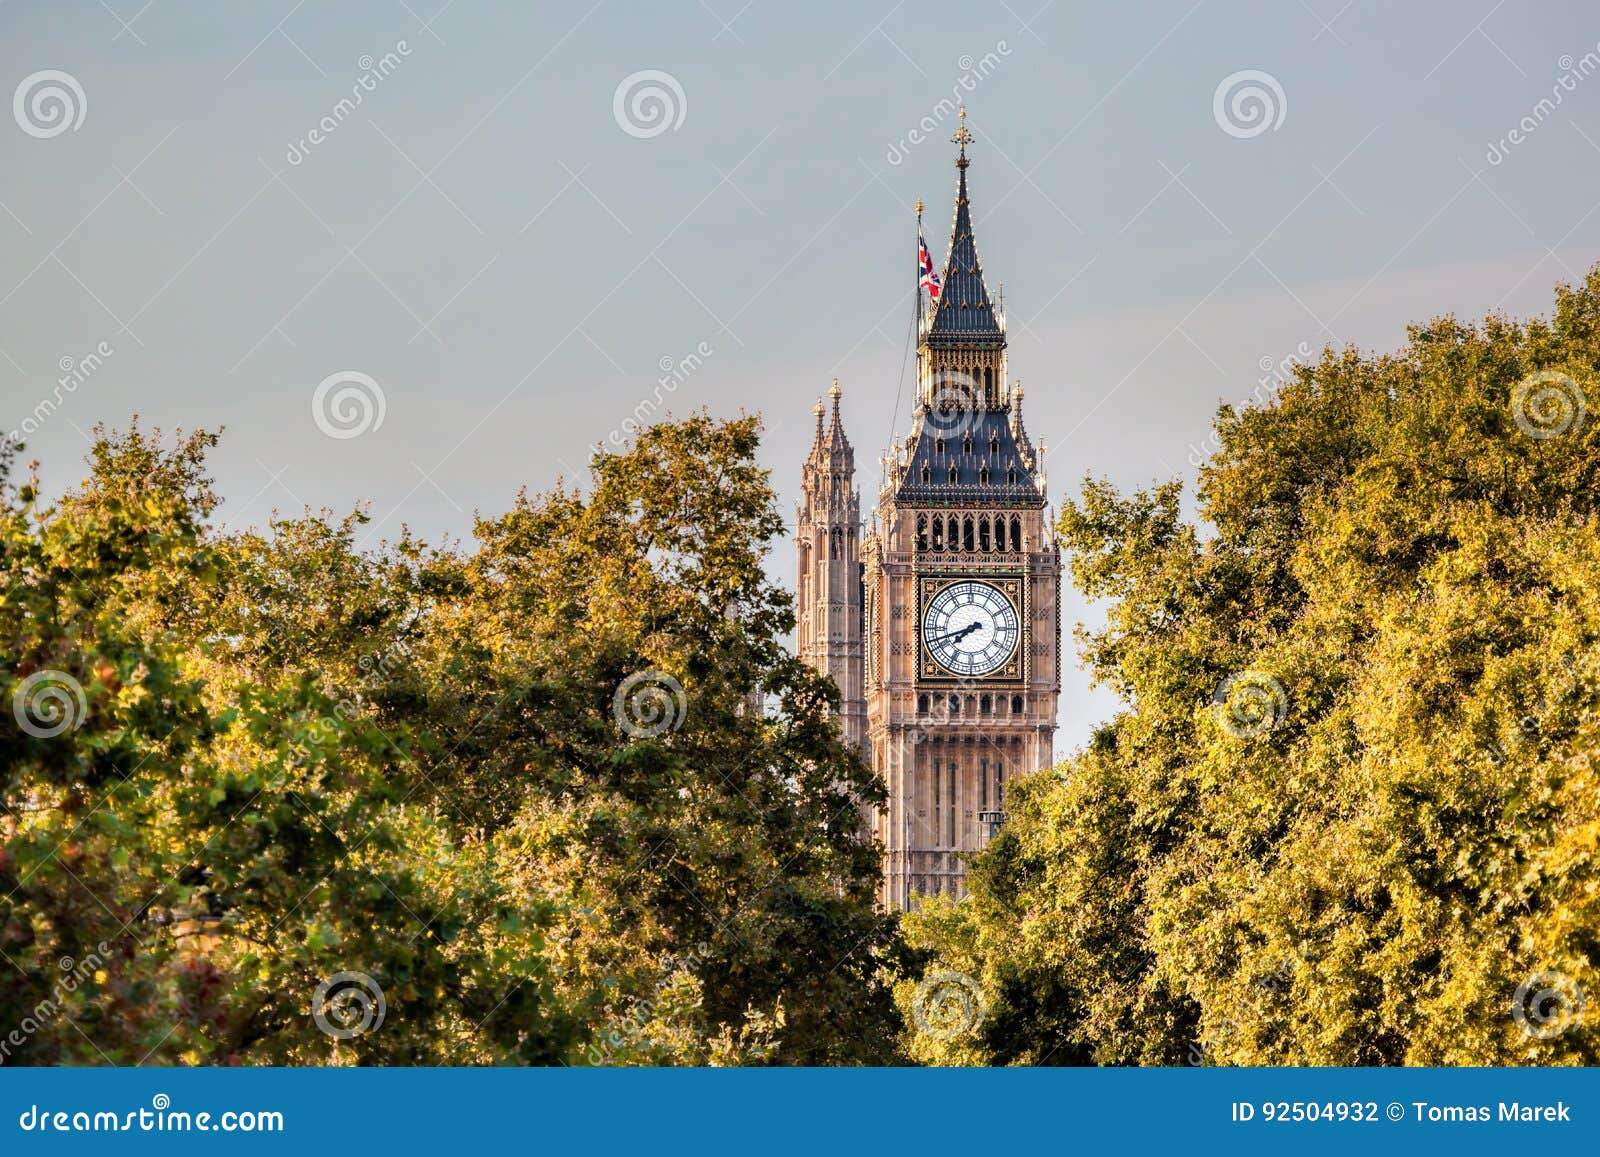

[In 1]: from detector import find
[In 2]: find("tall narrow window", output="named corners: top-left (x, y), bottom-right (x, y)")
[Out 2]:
top-left (931, 518), bottom-right (944, 550)
top-left (979, 516), bottom-right (991, 551)
top-left (963, 517), bottom-right (975, 552)
top-left (948, 764), bottom-right (957, 847)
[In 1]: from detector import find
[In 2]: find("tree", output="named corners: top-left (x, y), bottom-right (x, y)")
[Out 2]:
top-left (904, 267), bottom-right (1600, 1066)
top-left (2, 413), bottom-right (904, 1065)
top-left (402, 415), bottom-right (904, 1064)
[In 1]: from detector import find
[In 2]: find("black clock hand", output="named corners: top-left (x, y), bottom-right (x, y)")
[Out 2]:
top-left (926, 621), bottom-right (984, 647)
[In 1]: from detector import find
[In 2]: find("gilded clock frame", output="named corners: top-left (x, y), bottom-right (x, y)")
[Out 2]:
top-left (916, 573), bottom-right (1027, 684)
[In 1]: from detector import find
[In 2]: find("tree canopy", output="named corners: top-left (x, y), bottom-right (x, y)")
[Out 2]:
top-left (1, 414), bottom-right (902, 1065)
top-left (904, 267), bottom-right (1600, 1066)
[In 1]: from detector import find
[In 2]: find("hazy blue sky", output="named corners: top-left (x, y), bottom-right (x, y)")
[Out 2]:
top-left (5, 0), bottom-right (1600, 754)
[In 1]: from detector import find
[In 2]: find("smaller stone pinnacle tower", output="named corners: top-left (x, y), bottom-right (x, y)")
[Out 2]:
top-left (796, 382), bottom-right (868, 755)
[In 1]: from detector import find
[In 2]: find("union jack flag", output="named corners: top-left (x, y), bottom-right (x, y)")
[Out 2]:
top-left (918, 224), bottom-right (941, 302)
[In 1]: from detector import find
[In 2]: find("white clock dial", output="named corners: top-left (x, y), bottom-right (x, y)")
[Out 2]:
top-left (921, 580), bottom-right (1020, 677)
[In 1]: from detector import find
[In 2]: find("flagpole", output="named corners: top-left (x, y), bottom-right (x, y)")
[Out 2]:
top-left (914, 197), bottom-right (924, 408)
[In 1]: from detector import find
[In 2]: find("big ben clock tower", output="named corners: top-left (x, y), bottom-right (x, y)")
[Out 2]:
top-left (800, 109), bottom-right (1061, 909)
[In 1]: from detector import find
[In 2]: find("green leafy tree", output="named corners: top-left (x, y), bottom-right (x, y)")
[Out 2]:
top-left (906, 267), bottom-right (1600, 1066)
top-left (2, 413), bottom-right (904, 1065)
top-left (404, 415), bottom-right (904, 1064)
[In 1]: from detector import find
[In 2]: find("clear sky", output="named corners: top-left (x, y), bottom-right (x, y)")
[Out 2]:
top-left (5, 1), bottom-right (1599, 756)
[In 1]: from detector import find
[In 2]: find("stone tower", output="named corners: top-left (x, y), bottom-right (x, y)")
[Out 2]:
top-left (857, 112), bottom-right (1061, 908)
top-left (796, 382), bottom-right (868, 755)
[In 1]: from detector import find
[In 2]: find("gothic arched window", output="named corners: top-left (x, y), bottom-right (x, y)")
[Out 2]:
top-left (1011, 695), bottom-right (1023, 715)
top-left (921, 464), bottom-right (931, 484)
top-left (979, 465), bottom-right (990, 486)
top-left (917, 694), bottom-right (929, 715)
top-left (931, 517), bottom-right (944, 550)
top-left (935, 437), bottom-right (945, 455)
top-left (1007, 466), bottom-right (1017, 486)
top-left (1011, 516), bottom-right (1022, 552)
top-left (962, 434), bottom-right (973, 455)
top-left (916, 514), bottom-right (928, 552)
top-left (990, 434), bottom-right (1000, 456)
top-left (830, 527), bottom-right (842, 560)
top-left (978, 516), bottom-right (991, 551)
top-left (948, 466), bottom-right (958, 484)
top-left (963, 516), bottom-right (975, 552)
top-left (980, 694), bottom-right (992, 714)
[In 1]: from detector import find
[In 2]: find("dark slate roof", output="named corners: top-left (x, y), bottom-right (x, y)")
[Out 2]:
top-left (896, 408), bottom-right (1043, 506)
top-left (927, 157), bottom-right (1003, 348)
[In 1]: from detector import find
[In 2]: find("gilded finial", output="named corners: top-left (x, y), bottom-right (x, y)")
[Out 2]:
top-left (829, 378), bottom-right (842, 401)
top-left (914, 197), bottom-right (923, 216)
top-left (952, 103), bottom-right (973, 167)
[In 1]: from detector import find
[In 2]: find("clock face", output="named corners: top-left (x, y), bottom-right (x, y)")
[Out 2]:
top-left (922, 580), bottom-right (1020, 677)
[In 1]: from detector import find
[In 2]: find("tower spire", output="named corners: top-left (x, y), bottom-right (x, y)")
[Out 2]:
top-left (927, 105), bottom-right (1000, 346)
